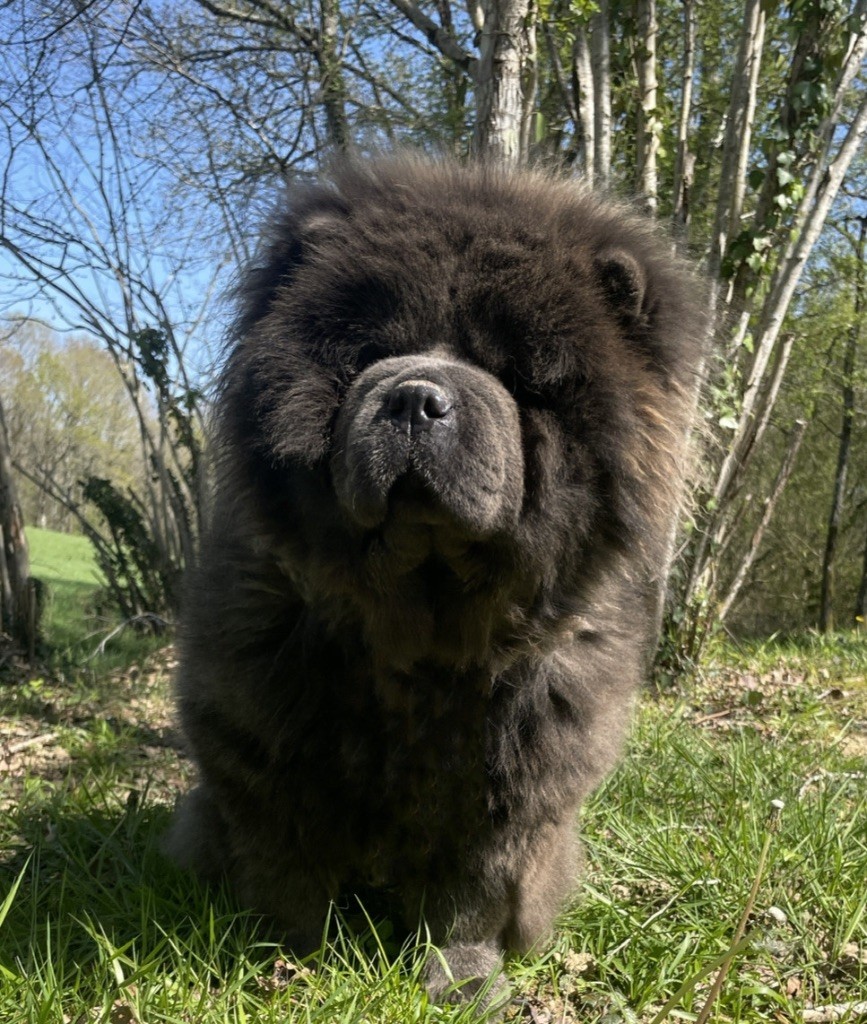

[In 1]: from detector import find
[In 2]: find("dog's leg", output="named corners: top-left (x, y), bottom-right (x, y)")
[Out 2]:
top-left (232, 840), bottom-right (334, 953)
top-left (500, 816), bottom-right (581, 954)
top-left (403, 870), bottom-right (511, 1011)
top-left (407, 817), bottom-right (580, 1011)
top-left (166, 782), bottom-right (334, 952)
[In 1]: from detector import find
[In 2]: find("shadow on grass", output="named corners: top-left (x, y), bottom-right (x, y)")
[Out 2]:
top-left (0, 801), bottom-right (246, 983)
top-left (0, 794), bottom-right (410, 1007)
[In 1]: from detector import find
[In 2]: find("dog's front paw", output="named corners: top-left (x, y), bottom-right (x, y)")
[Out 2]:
top-left (424, 942), bottom-right (510, 1016)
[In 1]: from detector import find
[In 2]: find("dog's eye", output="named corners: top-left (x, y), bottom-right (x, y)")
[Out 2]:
top-left (500, 360), bottom-right (551, 411)
top-left (355, 342), bottom-right (389, 372)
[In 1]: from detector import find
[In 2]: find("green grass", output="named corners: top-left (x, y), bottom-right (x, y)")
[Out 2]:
top-left (0, 634), bottom-right (865, 1023)
top-left (26, 526), bottom-right (165, 672)
top-left (703, 628), bottom-right (867, 683)
top-left (27, 526), bottom-right (103, 650)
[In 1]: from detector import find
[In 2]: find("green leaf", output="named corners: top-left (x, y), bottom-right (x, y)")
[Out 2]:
top-left (0, 859), bottom-right (27, 926)
top-left (748, 168), bottom-right (765, 190)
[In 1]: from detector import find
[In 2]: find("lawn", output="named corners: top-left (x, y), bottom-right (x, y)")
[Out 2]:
top-left (26, 526), bottom-right (105, 652)
top-left (0, 539), bottom-right (865, 1023)
top-left (26, 526), bottom-right (166, 671)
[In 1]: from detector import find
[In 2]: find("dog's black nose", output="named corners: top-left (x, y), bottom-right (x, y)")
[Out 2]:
top-left (385, 380), bottom-right (453, 434)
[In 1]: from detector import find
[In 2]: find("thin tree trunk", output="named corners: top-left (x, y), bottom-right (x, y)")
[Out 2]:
top-left (0, 395), bottom-right (38, 659)
top-left (542, 19), bottom-right (582, 165)
top-left (856, 526), bottom-right (867, 626)
top-left (718, 418), bottom-right (808, 623)
top-left (820, 216), bottom-right (866, 631)
top-left (519, 0), bottom-right (538, 159)
top-left (437, 0), bottom-right (470, 154)
top-left (709, 331), bottom-right (796, 571)
top-left (672, 0), bottom-right (695, 230)
top-left (318, 0), bottom-right (350, 149)
top-left (590, 0), bottom-right (611, 187)
top-left (572, 25), bottom-right (594, 179)
top-left (707, 0), bottom-right (765, 282)
top-left (635, 0), bottom-right (658, 213)
top-left (473, 0), bottom-right (536, 163)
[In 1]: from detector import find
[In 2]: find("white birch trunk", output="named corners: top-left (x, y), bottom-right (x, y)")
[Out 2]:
top-left (573, 26), bottom-right (595, 180)
top-left (635, 0), bottom-right (658, 213)
top-left (519, 0), bottom-right (538, 159)
top-left (590, 0), bottom-right (611, 187)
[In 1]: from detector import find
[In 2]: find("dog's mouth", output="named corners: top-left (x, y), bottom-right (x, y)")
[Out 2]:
top-left (362, 473), bottom-right (503, 591)
top-left (385, 471), bottom-right (457, 528)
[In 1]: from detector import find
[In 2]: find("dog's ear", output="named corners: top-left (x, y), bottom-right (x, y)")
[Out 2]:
top-left (594, 248), bottom-right (646, 320)
top-left (237, 198), bottom-right (350, 336)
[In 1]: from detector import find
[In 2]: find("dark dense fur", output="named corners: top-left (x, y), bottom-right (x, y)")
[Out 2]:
top-left (167, 156), bottom-right (704, 1008)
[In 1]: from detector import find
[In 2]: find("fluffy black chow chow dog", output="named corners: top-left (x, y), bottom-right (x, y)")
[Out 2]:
top-left (168, 156), bottom-right (703, 1008)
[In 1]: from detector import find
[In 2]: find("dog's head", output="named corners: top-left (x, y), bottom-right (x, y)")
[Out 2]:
top-left (216, 158), bottom-right (703, 667)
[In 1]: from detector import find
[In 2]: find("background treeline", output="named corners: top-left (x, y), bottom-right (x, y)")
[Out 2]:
top-left (1, 320), bottom-right (145, 534)
top-left (1, 0), bottom-right (866, 656)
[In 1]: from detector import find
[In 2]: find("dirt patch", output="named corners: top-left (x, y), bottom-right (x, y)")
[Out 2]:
top-left (0, 646), bottom-right (191, 810)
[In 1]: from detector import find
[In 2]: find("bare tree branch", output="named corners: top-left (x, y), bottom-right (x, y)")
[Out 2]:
top-left (387, 0), bottom-right (477, 72)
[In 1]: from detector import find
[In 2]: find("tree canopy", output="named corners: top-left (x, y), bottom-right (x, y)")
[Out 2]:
top-left (1, 0), bottom-right (866, 651)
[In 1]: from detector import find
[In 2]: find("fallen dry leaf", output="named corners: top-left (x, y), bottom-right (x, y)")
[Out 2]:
top-left (256, 957), bottom-right (313, 996)
top-left (107, 1001), bottom-right (137, 1024)
top-left (785, 974), bottom-right (802, 997)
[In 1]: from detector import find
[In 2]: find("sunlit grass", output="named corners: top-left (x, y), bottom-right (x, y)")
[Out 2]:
top-left (1, 626), bottom-right (865, 1022)
top-left (26, 526), bottom-right (165, 672)
top-left (704, 629), bottom-right (867, 685)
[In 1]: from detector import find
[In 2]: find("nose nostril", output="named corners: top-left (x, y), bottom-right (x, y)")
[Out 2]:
top-left (385, 380), bottom-right (453, 433)
top-left (423, 390), bottom-right (452, 420)
top-left (387, 390), bottom-right (409, 417)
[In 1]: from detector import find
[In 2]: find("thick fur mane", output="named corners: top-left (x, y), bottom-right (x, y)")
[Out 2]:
top-left (168, 156), bottom-right (705, 1014)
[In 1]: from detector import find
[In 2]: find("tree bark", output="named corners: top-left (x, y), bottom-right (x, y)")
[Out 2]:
top-left (317, 0), bottom-right (350, 149)
top-left (856, 526), bottom-right (867, 626)
top-left (590, 0), bottom-right (611, 187)
top-left (519, 0), bottom-right (539, 159)
top-left (572, 25), bottom-right (595, 180)
top-left (672, 0), bottom-right (695, 231)
top-left (473, 0), bottom-right (536, 163)
top-left (820, 216), bottom-right (866, 631)
top-left (0, 395), bottom-right (38, 660)
top-left (707, 0), bottom-right (765, 282)
top-left (635, 0), bottom-right (659, 213)
top-left (542, 19), bottom-right (582, 165)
